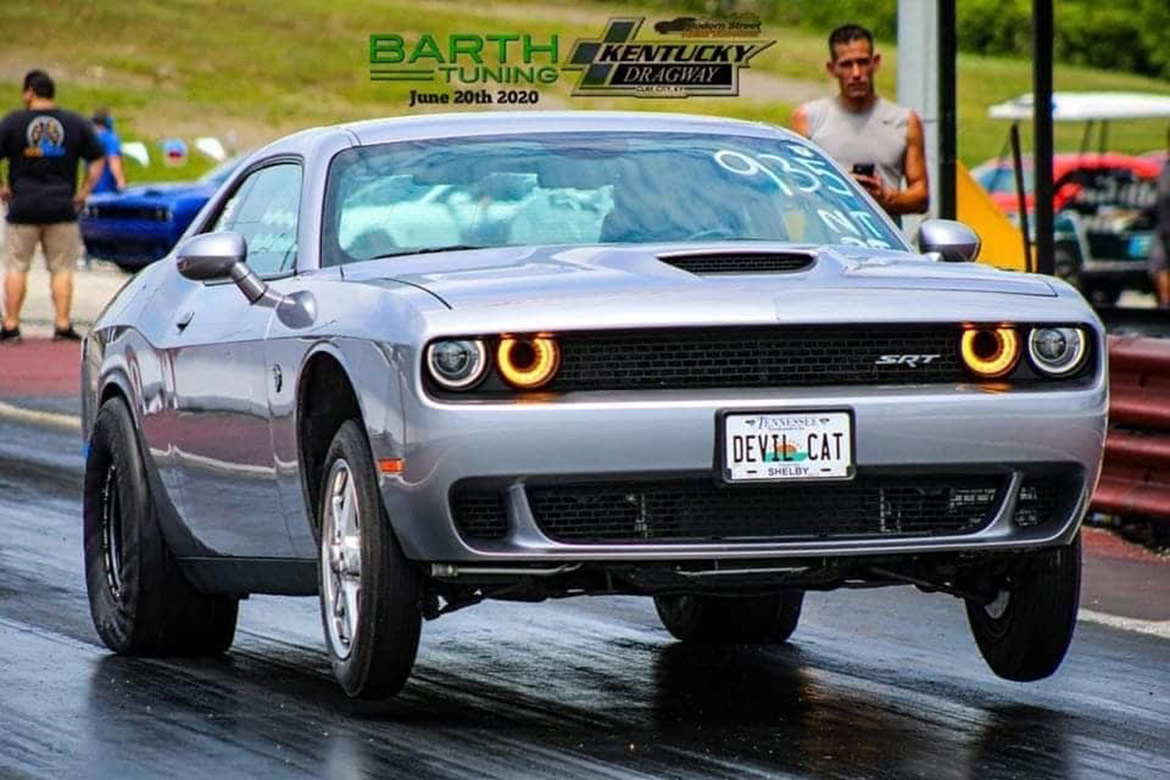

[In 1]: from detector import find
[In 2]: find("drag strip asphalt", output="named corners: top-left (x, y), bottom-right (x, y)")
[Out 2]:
top-left (0, 417), bottom-right (1167, 778)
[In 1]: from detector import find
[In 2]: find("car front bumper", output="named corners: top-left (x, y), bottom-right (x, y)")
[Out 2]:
top-left (380, 379), bottom-right (1108, 564)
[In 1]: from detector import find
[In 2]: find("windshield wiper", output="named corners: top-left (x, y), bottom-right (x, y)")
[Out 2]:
top-left (368, 245), bottom-right (487, 260)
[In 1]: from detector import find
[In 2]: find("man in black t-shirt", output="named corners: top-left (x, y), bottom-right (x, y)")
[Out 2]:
top-left (0, 70), bottom-right (105, 342)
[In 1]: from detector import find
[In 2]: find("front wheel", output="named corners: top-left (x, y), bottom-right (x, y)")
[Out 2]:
top-left (965, 533), bottom-right (1082, 682)
top-left (318, 420), bottom-right (423, 699)
top-left (654, 591), bottom-right (804, 644)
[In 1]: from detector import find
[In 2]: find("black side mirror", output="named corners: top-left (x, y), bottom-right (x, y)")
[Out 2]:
top-left (917, 219), bottom-right (982, 262)
top-left (176, 232), bottom-right (267, 303)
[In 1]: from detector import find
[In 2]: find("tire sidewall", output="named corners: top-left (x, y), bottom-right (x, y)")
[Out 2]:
top-left (318, 420), bottom-right (420, 697)
top-left (83, 398), bottom-right (151, 652)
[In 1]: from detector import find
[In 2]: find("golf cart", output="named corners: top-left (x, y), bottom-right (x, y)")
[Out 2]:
top-left (980, 91), bottom-right (1170, 306)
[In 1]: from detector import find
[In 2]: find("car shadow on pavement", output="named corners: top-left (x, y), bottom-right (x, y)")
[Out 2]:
top-left (82, 638), bottom-right (1077, 777)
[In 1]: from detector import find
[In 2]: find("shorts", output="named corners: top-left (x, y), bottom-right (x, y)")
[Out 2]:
top-left (4, 222), bottom-right (82, 274)
top-left (1150, 237), bottom-right (1168, 275)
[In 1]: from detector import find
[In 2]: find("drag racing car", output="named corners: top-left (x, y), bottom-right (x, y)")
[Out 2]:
top-left (80, 112), bottom-right (1107, 699)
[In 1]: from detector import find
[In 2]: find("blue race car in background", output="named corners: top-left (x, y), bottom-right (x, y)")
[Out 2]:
top-left (81, 156), bottom-right (242, 271)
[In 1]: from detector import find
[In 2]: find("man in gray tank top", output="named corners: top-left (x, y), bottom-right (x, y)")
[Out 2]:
top-left (790, 24), bottom-right (928, 223)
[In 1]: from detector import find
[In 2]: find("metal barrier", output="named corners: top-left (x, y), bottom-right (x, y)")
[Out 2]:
top-left (1091, 336), bottom-right (1170, 521)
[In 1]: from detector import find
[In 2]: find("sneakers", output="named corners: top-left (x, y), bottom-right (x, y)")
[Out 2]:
top-left (0, 324), bottom-right (80, 342)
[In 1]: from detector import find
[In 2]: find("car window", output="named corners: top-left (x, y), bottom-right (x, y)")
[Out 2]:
top-left (322, 132), bottom-right (907, 266)
top-left (211, 162), bottom-right (301, 275)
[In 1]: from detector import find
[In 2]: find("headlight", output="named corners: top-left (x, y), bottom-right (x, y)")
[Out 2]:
top-left (426, 339), bottom-right (488, 390)
top-left (497, 334), bottom-right (559, 389)
top-left (960, 326), bottom-right (1020, 378)
top-left (1028, 327), bottom-right (1086, 376)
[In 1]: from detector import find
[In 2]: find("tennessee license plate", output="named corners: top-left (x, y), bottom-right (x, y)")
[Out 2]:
top-left (721, 411), bottom-right (854, 483)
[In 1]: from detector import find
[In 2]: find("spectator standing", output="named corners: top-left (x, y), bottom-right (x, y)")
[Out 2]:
top-left (1150, 158), bottom-right (1170, 308)
top-left (0, 70), bottom-right (104, 342)
top-left (790, 24), bottom-right (929, 224)
top-left (90, 107), bottom-right (126, 194)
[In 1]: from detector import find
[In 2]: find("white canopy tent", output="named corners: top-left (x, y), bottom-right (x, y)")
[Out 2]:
top-left (989, 92), bottom-right (1170, 122)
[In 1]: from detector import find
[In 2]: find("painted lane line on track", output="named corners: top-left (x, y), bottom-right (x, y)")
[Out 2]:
top-left (0, 401), bottom-right (81, 434)
top-left (0, 615), bottom-right (101, 654)
top-left (1079, 609), bottom-right (1170, 640)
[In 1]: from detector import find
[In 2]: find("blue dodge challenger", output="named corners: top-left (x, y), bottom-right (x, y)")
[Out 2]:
top-left (80, 157), bottom-right (242, 271)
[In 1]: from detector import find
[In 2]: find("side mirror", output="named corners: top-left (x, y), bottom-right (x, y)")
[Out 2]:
top-left (917, 219), bottom-right (981, 262)
top-left (176, 232), bottom-right (247, 280)
top-left (176, 232), bottom-right (268, 303)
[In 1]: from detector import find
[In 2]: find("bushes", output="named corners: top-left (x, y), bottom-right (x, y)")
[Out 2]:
top-left (608, 0), bottom-right (1170, 79)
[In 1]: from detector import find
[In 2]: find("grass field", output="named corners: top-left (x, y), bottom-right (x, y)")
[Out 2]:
top-left (1, 0), bottom-right (1167, 183)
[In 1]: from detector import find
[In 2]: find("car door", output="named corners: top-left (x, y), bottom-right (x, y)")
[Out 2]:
top-left (167, 160), bottom-right (303, 557)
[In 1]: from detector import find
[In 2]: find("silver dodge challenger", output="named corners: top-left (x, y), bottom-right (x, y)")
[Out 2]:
top-left (81, 111), bottom-right (1107, 699)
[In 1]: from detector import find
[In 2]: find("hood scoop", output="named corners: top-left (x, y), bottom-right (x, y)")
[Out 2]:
top-left (657, 251), bottom-right (816, 276)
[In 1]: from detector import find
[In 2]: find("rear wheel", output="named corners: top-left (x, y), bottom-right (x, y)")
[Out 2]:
top-left (965, 533), bottom-right (1081, 682)
top-left (318, 420), bottom-right (423, 699)
top-left (654, 591), bottom-right (804, 644)
top-left (83, 396), bottom-right (238, 655)
top-left (1053, 247), bottom-right (1081, 284)
top-left (1084, 284), bottom-right (1121, 307)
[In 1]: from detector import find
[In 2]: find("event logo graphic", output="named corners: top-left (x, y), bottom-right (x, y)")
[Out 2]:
top-left (564, 17), bottom-right (774, 97)
top-left (369, 16), bottom-right (774, 106)
top-left (23, 115), bottom-right (66, 159)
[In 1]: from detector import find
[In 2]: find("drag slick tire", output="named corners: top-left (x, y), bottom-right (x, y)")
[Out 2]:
top-left (317, 420), bottom-right (423, 699)
top-left (965, 533), bottom-right (1082, 682)
top-left (654, 591), bottom-right (804, 644)
top-left (83, 396), bottom-right (238, 655)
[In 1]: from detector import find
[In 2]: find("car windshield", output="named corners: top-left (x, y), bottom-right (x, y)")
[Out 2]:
top-left (322, 131), bottom-right (906, 265)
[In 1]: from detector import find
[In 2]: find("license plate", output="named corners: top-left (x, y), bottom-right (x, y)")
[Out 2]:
top-left (721, 410), bottom-right (854, 483)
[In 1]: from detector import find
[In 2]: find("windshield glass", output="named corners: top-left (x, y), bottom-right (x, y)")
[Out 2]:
top-left (322, 132), bottom-right (905, 265)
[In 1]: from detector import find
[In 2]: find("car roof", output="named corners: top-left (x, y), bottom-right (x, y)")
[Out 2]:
top-left (336, 110), bottom-right (797, 146)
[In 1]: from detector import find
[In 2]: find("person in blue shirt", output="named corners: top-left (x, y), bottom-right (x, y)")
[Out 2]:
top-left (90, 108), bottom-right (126, 194)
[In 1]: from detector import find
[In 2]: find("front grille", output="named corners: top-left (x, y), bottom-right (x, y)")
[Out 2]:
top-left (451, 475), bottom-right (1003, 544)
top-left (451, 490), bottom-right (507, 539)
top-left (549, 326), bottom-right (960, 391)
top-left (88, 205), bottom-right (168, 221)
top-left (659, 252), bottom-right (815, 275)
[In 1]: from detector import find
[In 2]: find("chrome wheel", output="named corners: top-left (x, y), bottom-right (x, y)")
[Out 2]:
top-left (100, 463), bottom-right (123, 598)
top-left (984, 589), bottom-right (1011, 620)
top-left (322, 459), bottom-right (363, 660)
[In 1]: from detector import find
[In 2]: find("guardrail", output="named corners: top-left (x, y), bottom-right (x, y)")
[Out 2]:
top-left (1091, 336), bottom-right (1170, 522)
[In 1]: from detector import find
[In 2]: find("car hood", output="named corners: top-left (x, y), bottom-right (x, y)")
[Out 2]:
top-left (340, 242), bottom-right (1057, 310)
top-left (92, 182), bottom-right (213, 206)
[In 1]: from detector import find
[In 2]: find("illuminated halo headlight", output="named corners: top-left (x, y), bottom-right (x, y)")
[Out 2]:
top-left (497, 335), bottom-right (560, 389)
top-left (1028, 327), bottom-right (1086, 376)
top-left (960, 326), bottom-right (1020, 378)
top-left (426, 339), bottom-right (488, 390)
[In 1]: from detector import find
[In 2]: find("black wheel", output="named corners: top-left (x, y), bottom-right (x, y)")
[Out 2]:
top-left (965, 533), bottom-right (1082, 682)
top-left (1053, 247), bottom-right (1081, 284)
top-left (83, 396), bottom-right (238, 655)
top-left (318, 419), bottom-right (423, 699)
top-left (1084, 285), bottom-right (1121, 307)
top-left (654, 591), bottom-right (804, 644)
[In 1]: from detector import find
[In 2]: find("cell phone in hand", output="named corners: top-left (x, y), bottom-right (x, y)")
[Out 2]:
top-left (852, 163), bottom-right (876, 177)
